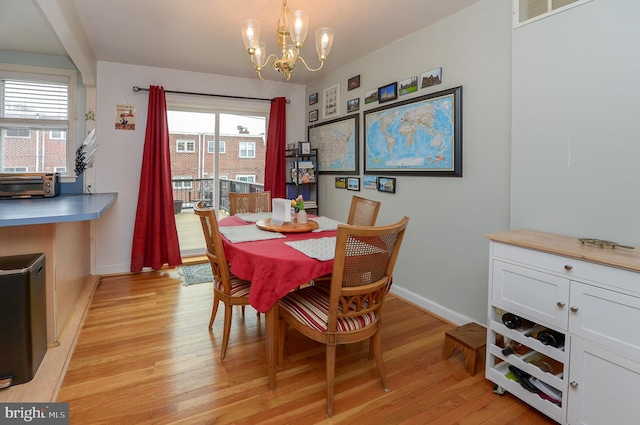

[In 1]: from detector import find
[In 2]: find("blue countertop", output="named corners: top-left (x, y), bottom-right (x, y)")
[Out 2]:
top-left (0, 193), bottom-right (117, 227)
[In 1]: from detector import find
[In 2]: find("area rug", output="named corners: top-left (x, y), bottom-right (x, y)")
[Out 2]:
top-left (178, 263), bottom-right (213, 285)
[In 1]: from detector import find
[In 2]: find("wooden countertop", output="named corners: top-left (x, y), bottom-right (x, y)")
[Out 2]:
top-left (0, 193), bottom-right (117, 227)
top-left (486, 229), bottom-right (640, 273)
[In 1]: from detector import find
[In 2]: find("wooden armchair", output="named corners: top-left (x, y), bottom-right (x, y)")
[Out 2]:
top-left (277, 217), bottom-right (409, 417)
top-left (229, 191), bottom-right (271, 215)
top-left (193, 201), bottom-right (252, 361)
top-left (347, 195), bottom-right (381, 226)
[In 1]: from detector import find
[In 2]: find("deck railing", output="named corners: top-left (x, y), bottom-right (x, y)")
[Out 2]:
top-left (172, 177), bottom-right (264, 213)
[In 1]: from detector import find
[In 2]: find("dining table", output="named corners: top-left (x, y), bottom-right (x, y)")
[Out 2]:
top-left (218, 213), bottom-right (338, 390)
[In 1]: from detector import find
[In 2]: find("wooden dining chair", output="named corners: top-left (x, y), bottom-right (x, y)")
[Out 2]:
top-left (347, 195), bottom-right (381, 226)
top-left (277, 216), bottom-right (409, 417)
top-left (193, 201), bottom-right (253, 361)
top-left (229, 191), bottom-right (271, 215)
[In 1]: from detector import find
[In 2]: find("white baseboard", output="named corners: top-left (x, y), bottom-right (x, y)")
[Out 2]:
top-left (390, 284), bottom-right (477, 327)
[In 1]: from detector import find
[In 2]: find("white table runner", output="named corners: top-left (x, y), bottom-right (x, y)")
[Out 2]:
top-left (285, 237), bottom-right (336, 261)
top-left (219, 225), bottom-right (285, 243)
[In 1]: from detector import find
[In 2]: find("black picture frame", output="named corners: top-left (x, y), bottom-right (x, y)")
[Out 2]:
top-left (347, 177), bottom-right (360, 191)
top-left (347, 98), bottom-right (360, 113)
top-left (348, 75), bottom-right (360, 91)
top-left (308, 114), bottom-right (359, 175)
top-left (335, 177), bottom-right (347, 189)
top-left (378, 82), bottom-right (397, 104)
top-left (299, 141), bottom-right (311, 155)
top-left (309, 109), bottom-right (318, 122)
top-left (364, 86), bottom-right (463, 177)
top-left (309, 92), bottom-right (318, 105)
top-left (377, 177), bottom-right (396, 194)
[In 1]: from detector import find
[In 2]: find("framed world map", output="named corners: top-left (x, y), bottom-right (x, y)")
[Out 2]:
top-left (308, 114), bottom-right (359, 175)
top-left (363, 86), bottom-right (462, 176)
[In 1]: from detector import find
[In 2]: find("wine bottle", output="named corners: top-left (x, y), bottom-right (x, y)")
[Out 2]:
top-left (501, 340), bottom-right (531, 356)
top-left (537, 329), bottom-right (565, 348)
top-left (502, 312), bottom-right (535, 330)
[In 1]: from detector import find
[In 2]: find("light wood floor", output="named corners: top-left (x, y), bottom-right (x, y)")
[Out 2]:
top-left (56, 270), bottom-right (557, 425)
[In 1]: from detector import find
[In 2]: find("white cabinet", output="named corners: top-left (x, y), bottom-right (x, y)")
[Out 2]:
top-left (486, 230), bottom-right (640, 425)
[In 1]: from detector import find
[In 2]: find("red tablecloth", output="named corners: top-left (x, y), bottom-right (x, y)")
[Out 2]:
top-left (219, 216), bottom-right (335, 313)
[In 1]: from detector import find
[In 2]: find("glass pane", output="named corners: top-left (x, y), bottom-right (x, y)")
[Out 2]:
top-left (552, 0), bottom-right (577, 10)
top-left (519, 0), bottom-right (549, 23)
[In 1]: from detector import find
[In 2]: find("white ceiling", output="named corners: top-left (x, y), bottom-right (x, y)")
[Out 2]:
top-left (1, 0), bottom-right (479, 85)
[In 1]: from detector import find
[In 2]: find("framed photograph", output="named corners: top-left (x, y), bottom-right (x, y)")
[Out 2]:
top-left (378, 82), bottom-right (397, 104)
top-left (323, 84), bottom-right (340, 119)
top-left (377, 177), bottom-right (396, 194)
top-left (399, 76), bottom-right (418, 96)
top-left (348, 75), bottom-right (360, 91)
top-left (420, 67), bottom-right (442, 89)
top-left (335, 177), bottom-right (347, 189)
top-left (364, 89), bottom-right (378, 104)
top-left (364, 86), bottom-right (463, 177)
top-left (347, 98), bottom-right (360, 113)
top-left (347, 177), bottom-right (360, 191)
top-left (309, 92), bottom-right (318, 105)
top-left (309, 109), bottom-right (318, 122)
top-left (363, 175), bottom-right (377, 190)
top-left (299, 141), bottom-right (311, 155)
top-left (308, 114), bottom-right (359, 175)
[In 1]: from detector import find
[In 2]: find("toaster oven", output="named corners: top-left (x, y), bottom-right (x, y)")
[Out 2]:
top-left (0, 173), bottom-right (61, 199)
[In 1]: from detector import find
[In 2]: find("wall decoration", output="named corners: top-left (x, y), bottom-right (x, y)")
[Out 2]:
top-left (420, 67), bottom-right (442, 89)
top-left (364, 86), bottom-right (462, 176)
top-left (377, 177), bottom-right (396, 194)
top-left (347, 98), bottom-right (360, 113)
top-left (364, 89), bottom-right (378, 104)
top-left (399, 76), bottom-right (418, 96)
top-left (115, 104), bottom-right (135, 130)
top-left (347, 177), bottom-right (360, 191)
top-left (348, 75), bottom-right (360, 91)
top-left (323, 84), bottom-right (340, 119)
top-left (335, 177), bottom-right (347, 189)
top-left (309, 92), bottom-right (318, 105)
top-left (377, 82), bottom-right (397, 104)
top-left (309, 109), bottom-right (318, 122)
top-left (363, 175), bottom-right (377, 190)
top-left (308, 114), bottom-right (359, 175)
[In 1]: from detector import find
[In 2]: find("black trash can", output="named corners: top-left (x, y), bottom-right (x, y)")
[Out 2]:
top-left (0, 253), bottom-right (47, 388)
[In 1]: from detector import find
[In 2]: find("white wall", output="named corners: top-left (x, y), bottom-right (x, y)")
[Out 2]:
top-left (306, 0), bottom-right (512, 325)
top-left (93, 62), bottom-right (305, 275)
top-left (511, 0), bottom-right (640, 246)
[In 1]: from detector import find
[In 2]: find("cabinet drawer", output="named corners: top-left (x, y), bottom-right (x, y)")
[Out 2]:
top-left (569, 282), bottom-right (640, 360)
top-left (492, 260), bottom-right (569, 330)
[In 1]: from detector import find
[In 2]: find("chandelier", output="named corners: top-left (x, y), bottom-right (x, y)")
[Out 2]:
top-left (240, 0), bottom-right (334, 81)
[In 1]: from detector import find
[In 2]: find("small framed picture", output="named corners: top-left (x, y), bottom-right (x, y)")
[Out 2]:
top-left (335, 177), bottom-right (347, 189)
top-left (348, 75), bottom-right (360, 91)
top-left (363, 175), bottom-right (377, 190)
top-left (299, 141), bottom-right (311, 155)
top-left (309, 92), bottom-right (318, 105)
top-left (364, 89), bottom-right (378, 104)
top-left (347, 177), bottom-right (360, 191)
top-left (309, 109), bottom-right (318, 122)
top-left (347, 98), bottom-right (360, 113)
top-left (420, 67), bottom-right (442, 89)
top-left (377, 176), bottom-right (396, 194)
top-left (399, 76), bottom-right (418, 96)
top-left (323, 84), bottom-right (340, 119)
top-left (378, 82), bottom-right (398, 104)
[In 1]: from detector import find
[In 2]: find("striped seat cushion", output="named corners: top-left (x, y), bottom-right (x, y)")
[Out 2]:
top-left (279, 285), bottom-right (377, 332)
top-left (215, 274), bottom-right (251, 298)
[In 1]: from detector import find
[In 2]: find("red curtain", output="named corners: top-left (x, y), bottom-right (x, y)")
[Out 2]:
top-left (264, 97), bottom-right (287, 199)
top-left (130, 86), bottom-right (182, 272)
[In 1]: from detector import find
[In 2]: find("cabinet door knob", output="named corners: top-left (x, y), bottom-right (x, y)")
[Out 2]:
top-left (557, 301), bottom-right (566, 308)
top-left (570, 306), bottom-right (579, 313)
top-left (564, 264), bottom-right (573, 271)
top-left (570, 381), bottom-right (579, 389)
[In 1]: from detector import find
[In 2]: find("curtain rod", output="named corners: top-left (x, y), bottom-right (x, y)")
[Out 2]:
top-left (132, 86), bottom-right (289, 103)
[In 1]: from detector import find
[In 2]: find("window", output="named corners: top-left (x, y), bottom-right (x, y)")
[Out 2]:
top-left (54, 167), bottom-right (66, 173)
top-left (6, 129), bottom-right (30, 138)
top-left (0, 64), bottom-right (76, 176)
top-left (239, 141), bottom-right (255, 158)
top-left (207, 139), bottom-right (225, 154)
top-left (514, 0), bottom-right (593, 27)
top-left (173, 176), bottom-right (193, 189)
top-left (236, 175), bottom-right (255, 183)
top-left (50, 130), bottom-right (66, 140)
top-left (3, 166), bottom-right (27, 172)
top-left (176, 139), bottom-right (195, 152)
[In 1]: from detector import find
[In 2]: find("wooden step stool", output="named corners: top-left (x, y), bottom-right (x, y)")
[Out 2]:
top-left (442, 322), bottom-right (487, 375)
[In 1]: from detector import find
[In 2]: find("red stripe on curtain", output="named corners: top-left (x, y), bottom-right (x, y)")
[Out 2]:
top-left (264, 97), bottom-right (287, 199)
top-left (130, 85), bottom-right (182, 272)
